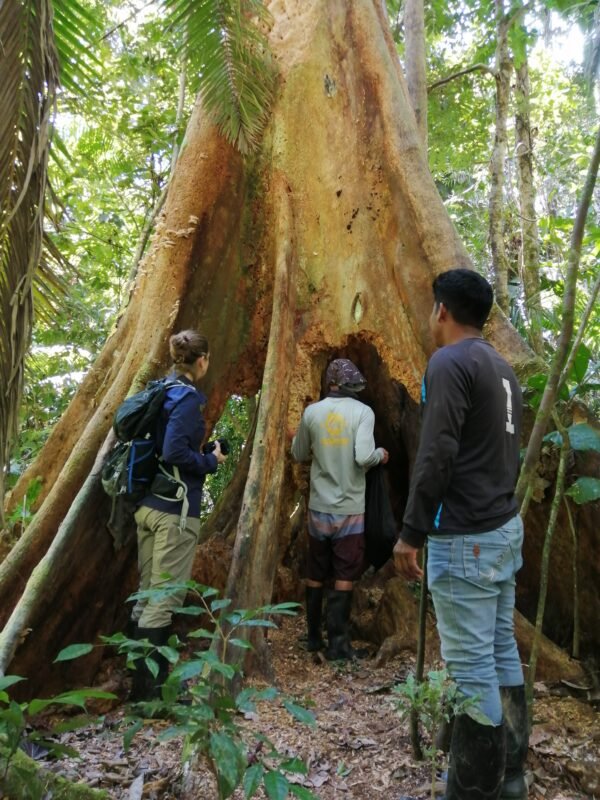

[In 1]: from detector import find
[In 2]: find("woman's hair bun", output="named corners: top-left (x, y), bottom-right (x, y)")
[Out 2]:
top-left (169, 330), bottom-right (209, 365)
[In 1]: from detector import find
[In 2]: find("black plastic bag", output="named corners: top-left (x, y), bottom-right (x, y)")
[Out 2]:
top-left (364, 465), bottom-right (397, 569)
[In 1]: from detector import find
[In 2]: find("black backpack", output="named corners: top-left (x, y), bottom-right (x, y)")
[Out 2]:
top-left (101, 378), bottom-right (190, 547)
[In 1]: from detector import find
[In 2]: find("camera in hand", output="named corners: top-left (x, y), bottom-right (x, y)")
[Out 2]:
top-left (203, 438), bottom-right (230, 456)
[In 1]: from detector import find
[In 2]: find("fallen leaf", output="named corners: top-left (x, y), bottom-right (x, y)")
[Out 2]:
top-left (128, 773), bottom-right (144, 800)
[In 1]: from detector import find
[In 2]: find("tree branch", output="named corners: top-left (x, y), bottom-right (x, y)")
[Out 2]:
top-left (427, 63), bottom-right (496, 93)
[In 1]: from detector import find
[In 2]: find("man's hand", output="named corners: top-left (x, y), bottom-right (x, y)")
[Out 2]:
top-left (393, 539), bottom-right (423, 581)
top-left (380, 448), bottom-right (389, 464)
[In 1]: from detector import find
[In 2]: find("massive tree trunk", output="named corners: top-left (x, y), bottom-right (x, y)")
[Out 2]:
top-left (0, 0), bottom-right (596, 697)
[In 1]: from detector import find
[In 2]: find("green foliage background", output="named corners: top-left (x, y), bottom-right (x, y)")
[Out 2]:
top-left (6, 0), bottom-right (600, 497)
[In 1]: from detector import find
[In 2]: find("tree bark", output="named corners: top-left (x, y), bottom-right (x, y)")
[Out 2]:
top-left (0, 0), bottom-right (591, 697)
top-left (515, 54), bottom-right (544, 355)
top-left (404, 0), bottom-right (428, 148)
top-left (489, 0), bottom-right (514, 314)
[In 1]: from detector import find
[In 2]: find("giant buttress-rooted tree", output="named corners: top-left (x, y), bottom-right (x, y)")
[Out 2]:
top-left (1, 0), bottom-right (596, 695)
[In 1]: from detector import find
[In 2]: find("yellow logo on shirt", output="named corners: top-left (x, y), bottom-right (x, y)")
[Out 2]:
top-left (321, 412), bottom-right (349, 446)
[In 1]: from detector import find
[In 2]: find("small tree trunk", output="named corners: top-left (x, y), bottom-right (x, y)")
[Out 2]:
top-left (517, 125), bottom-right (600, 503)
top-left (564, 498), bottom-right (580, 660)
top-left (404, 0), bottom-right (428, 149)
top-left (515, 54), bottom-right (543, 355)
top-left (489, 0), bottom-right (513, 314)
top-left (409, 548), bottom-right (427, 761)
top-left (525, 419), bottom-right (570, 706)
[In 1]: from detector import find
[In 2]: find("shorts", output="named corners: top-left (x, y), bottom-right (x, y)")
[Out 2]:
top-left (306, 510), bottom-right (365, 582)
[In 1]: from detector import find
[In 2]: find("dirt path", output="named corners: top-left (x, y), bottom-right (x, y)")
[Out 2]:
top-left (36, 616), bottom-right (599, 799)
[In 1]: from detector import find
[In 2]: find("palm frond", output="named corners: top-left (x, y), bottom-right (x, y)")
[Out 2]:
top-left (165, 0), bottom-right (276, 153)
top-left (53, 0), bottom-right (103, 94)
top-left (0, 0), bottom-right (59, 504)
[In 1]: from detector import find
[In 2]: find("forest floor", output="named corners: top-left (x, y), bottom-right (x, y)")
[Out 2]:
top-left (33, 616), bottom-right (600, 800)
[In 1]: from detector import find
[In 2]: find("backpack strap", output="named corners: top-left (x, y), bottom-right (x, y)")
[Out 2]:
top-left (152, 462), bottom-right (190, 532)
top-left (153, 379), bottom-right (198, 531)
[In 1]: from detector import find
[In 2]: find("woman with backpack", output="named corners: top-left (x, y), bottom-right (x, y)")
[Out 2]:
top-left (129, 330), bottom-right (227, 700)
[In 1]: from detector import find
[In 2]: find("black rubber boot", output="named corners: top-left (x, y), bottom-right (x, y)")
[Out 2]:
top-left (305, 586), bottom-right (325, 651)
top-left (500, 685), bottom-right (529, 799)
top-left (445, 714), bottom-right (506, 800)
top-left (324, 590), bottom-right (354, 660)
top-left (130, 625), bottom-right (171, 701)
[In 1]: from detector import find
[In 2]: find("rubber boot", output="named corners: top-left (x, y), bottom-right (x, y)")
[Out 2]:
top-left (130, 625), bottom-right (171, 701)
top-left (500, 685), bottom-right (529, 799)
top-left (324, 590), bottom-right (354, 660)
top-left (305, 586), bottom-right (325, 651)
top-left (445, 714), bottom-right (506, 800)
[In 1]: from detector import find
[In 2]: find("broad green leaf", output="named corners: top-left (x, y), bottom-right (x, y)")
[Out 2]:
top-left (211, 662), bottom-right (236, 680)
top-left (188, 628), bottom-right (218, 640)
top-left (211, 598), bottom-right (232, 612)
top-left (243, 763), bottom-right (264, 798)
top-left (280, 757), bottom-right (308, 775)
top-left (210, 731), bottom-right (246, 798)
top-left (157, 645), bottom-right (180, 664)
top-left (170, 659), bottom-right (207, 682)
top-left (264, 770), bottom-right (289, 800)
top-left (527, 373), bottom-right (547, 392)
top-left (565, 477), bottom-right (600, 505)
top-left (290, 786), bottom-right (318, 800)
top-left (573, 383), bottom-right (600, 397)
top-left (54, 643), bottom-right (94, 662)
top-left (50, 714), bottom-right (93, 734)
top-left (28, 689), bottom-right (115, 715)
top-left (174, 606), bottom-right (206, 616)
top-left (0, 676), bottom-right (25, 692)
top-left (568, 424), bottom-right (600, 453)
top-left (123, 719), bottom-right (143, 751)
top-left (32, 738), bottom-right (79, 758)
top-left (145, 657), bottom-right (159, 679)
top-left (283, 700), bottom-right (316, 727)
top-left (238, 619), bottom-right (277, 629)
top-left (544, 424), bottom-right (600, 453)
top-left (569, 343), bottom-right (591, 385)
top-left (263, 602), bottom-right (301, 616)
top-left (229, 638), bottom-right (252, 649)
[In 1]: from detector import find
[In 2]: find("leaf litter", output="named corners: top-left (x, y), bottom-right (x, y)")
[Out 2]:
top-left (32, 616), bottom-right (599, 799)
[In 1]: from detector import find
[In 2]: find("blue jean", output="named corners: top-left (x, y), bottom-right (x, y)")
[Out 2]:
top-left (428, 515), bottom-right (524, 725)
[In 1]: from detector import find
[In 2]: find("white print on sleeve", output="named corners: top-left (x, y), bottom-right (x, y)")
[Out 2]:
top-left (502, 378), bottom-right (515, 434)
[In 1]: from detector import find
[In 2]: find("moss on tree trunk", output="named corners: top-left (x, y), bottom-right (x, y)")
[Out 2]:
top-left (0, 745), bottom-right (108, 799)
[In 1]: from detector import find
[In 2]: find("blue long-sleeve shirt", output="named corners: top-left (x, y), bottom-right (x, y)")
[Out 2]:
top-left (140, 376), bottom-right (218, 519)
